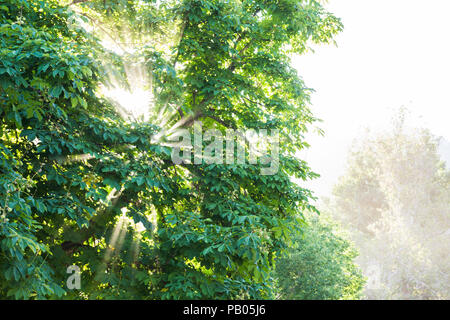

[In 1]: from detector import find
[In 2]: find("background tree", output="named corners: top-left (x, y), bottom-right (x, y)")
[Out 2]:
top-left (327, 110), bottom-right (450, 299)
top-left (275, 212), bottom-right (365, 300)
top-left (0, 0), bottom-right (342, 299)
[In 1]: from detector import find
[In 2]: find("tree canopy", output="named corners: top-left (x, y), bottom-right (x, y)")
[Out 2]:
top-left (0, 0), bottom-right (342, 299)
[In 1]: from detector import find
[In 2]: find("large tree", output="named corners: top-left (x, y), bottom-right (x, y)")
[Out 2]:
top-left (0, 0), bottom-right (341, 299)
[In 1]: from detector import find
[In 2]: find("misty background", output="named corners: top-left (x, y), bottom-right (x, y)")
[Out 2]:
top-left (291, 0), bottom-right (450, 299)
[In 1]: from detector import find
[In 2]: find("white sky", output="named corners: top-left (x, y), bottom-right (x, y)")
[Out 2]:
top-left (293, 0), bottom-right (450, 197)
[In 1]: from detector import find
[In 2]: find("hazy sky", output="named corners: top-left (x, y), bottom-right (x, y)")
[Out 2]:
top-left (292, 0), bottom-right (450, 197)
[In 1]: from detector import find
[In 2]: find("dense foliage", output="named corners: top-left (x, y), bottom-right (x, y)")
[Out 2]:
top-left (275, 213), bottom-right (365, 300)
top-left (0, 0), bottom-right (341, 299)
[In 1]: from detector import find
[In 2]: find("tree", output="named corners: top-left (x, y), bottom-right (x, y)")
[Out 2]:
top-left (0, 0), bottom-right (342, 299)
top-left (275, 212), bottom-right (365, 300)
top-left (328, 110), bottom-right (450, 299)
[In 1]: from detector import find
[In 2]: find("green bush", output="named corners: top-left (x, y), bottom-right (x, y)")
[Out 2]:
top-left (275, 214), bottom-right (365, 300)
